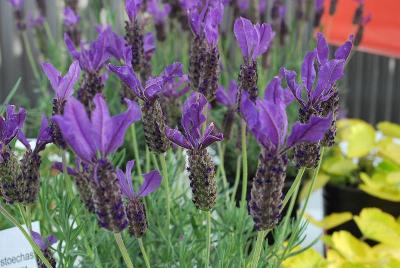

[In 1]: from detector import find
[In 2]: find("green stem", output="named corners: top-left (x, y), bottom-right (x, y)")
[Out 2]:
top-left (240, 119), bottom-right (248, 206)
top-left (138, 238), bottom-right (151, 268)
top-left (131, 124), bottom-right (143, 176)
top-left (0, 205), bottom-right (53, 268)
top-left (62, 150), bottom-right (74, 200)
top-left (217, 143), bottom-right (228, 190)
top-left (282, 168), bottom-right (306, 209)
top-left (205, 211), bottom-right (211, 268)
top-left (114, 233), bottom-right (134, 268)
top-left (231, 155), bottom-right (242, 203)
top-left (250, 230), bottom-right (268, 268)
top-left (22, 32), bottom-right (40, 81)
top-left (43, 21), bottom-right (55, 44)
top-left (159, 154), bottom-right (171, 227)
top-left (278, 148), bottom-right (325, 265)
top-left (145, 146), bottom-right (151, 173)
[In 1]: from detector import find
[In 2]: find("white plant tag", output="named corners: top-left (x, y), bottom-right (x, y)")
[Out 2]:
top-left (0, 221), bottom-right (40, 268)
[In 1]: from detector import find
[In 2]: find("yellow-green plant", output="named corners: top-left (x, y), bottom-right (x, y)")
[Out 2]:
top-left (283, 208), bottom-right (400, 268)
top-left (301, 119), bottom-right (400, 202)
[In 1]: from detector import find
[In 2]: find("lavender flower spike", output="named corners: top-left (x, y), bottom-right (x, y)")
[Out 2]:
top-left (281, 33), bottom-right (353, 166)
top-left (166, 92), bottom-right (223, 210)
top-left (63, 7), bottom-right (81, 46)
top-left (31, 231), bottom-right (57, 268)
top-left (54, 94), bottom-right (141, 232)
top-left (109, 62), bottom-right (184, 153)
top-left (8, 0), bottom-right (26, 30)
top-left (234, 17), bottom-right (275, 104)
top-left (314, 0), bottom-right (324, 27)
top-left (64, 31), bottom-right (110, 112)
top-left (216, 80), bottom-right (239, 139)
top-left (41, 60), bottom-right (80, 148)
top-left (147, 0), bottom-right (171, 41)
top-left (118, 160), bottom-right (162, 237)
top-left (187, 0), bottom-right (224, 100)
top-left (240, 86), bottom-right (331, 230)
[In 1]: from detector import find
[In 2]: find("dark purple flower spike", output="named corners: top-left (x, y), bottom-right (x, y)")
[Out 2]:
top-left (314, 0), bottom-right (324, 27)
top-left (216, 80), bottom-right (239, 139)
top-left (41, 60), bottom-right (81, 148)
top-left (117, 160), bottom-right (162, 237)
top-left (147, 0), bottom-right (171, 41)
top-left (354, 14), bottom-right (371, 46)
top-left (187, 0), bottom-right (224, 101)
top-left (240, 89), bottom-right (331, 231)
top-left (166, 92), bottom-right (223, 211)
top-left (8, 0), bottom-right (26, 30)
top-left (64, 7), bottom-right (80, 46)
top-left (65, 31), bottom-right (110, 113)
top-left (281, 33), bottom-right (352, 166)
top-left (234, 17), bottom-right (275, 104)
top-left (109, 62), bottom-right (183, 153)
top-left (54, 94), bottom-right (141, 232)
top-left (31, 231), bottom-right (57, 268)
top-left (329, 0), bottom-right (339, 15)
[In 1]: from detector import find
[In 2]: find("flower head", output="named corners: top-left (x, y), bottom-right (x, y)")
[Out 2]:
top-left (162, 75), bottom-right (190, 99)
top-left (64, 30), bottom-right (110, 73)
top-left (166, 92), bottom-right (223, 150)
top-left (280, 33), bottom-right (353, 108)
top-left (8, 0), bottom-right (23, 9)
top-left (234, 17), bottom-right (275, 61)
top-left (315, 0), bottom-right (324, 11)
top-left (144, 32), bottom-right (156, 59)
top-left (117, 160), bottom-right (162, 200)
top-left (0, 105), bottom-right (26, 154)
top-left (53, 94), bottom-right (141, 163)
top-left (41, 60), bottom-right (81, 101)
top-left (108, 62), bottom-right (183, 103)
top-left (126, 0), bottom-right (143, 22)
top-left (148, 0), bottom-right (171, 24)
top-left (241, 88), bottom-right (331, 154)
top-left (64, 7), bottom-right (80, 27)
top-left (187, 0), bottom-right (224, 46)
top-left (216, 80), bottom-right (238, 108)
top-left (31, 231), bottom-right (57, 251)
top-left (27, 13), bottom-right (44, 29)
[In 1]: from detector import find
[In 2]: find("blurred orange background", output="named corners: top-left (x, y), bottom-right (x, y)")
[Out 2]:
top-left (321, 0), bottom-right (400, 58)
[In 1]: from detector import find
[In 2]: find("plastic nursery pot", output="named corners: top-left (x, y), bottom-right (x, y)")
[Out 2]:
top-left (323, 183), bottom-right (400, 238)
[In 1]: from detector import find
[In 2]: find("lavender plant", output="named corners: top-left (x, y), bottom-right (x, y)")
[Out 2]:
top-left (0, 1), bottom-right (359, 267)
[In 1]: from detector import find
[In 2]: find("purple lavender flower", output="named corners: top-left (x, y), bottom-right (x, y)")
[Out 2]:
top-left (63, 7), bottom-right (80, 46)
top-left (216, 80), bottom-right (238, 139)
top-left (354, 14), bottom-right (371, 46)
top-left (8, 0), bottom-right (26, 30)
top-left (26, 13), bottom-right (44, 29)
top-left (234, 17), bottom-right (275, 104)
top-left (65, 31), bottom-right (110, 112)
top-left (118, 160), bottom-right (162, 237)
top-left (166, 92), bottom-right (223, 210)
top-left (352, 0), bottom-right (365, 25)
top-left (187, 0), bottom-right (224, 101)
top-left (64, 7), bottom-right (79, 27)
top-left (41, 60), bottom-right (81, 148)
top-left (31, 231), bottom-right (57, 268)
top-left (240, 86), bottom-right (331, 230)
top-left (53, 94), bottom-right (141, 232)
top-left (1, 114), bottom-right (52, 204)
top-left (126, 0), bottom-right (143, 23)
top-left (281, 33), bottom-right (352, 166)
top-left (109, 62), bottom-right (183, 153)
top-left (314, 0), bottom-right (324, 27)
top-left (147, 0), bottom-right (171, 41)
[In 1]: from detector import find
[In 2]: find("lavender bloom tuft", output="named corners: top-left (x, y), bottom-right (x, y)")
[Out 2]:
top-left (147, 0), bottom-right (171, 41)
top-left (64, 7), bottom-right (81, 46)
top-left (109, 62), bottom-right (183, 153)
top-left (314, 0), bottom-right (324, 27)
top-left (31, 231), bottom-right (57, 268)
top-left (41, 60), bottom-right (81, 148)
top-left (118, 160), bottom-right (162, 237)
top-left (166, 92), bottom-right (223, 210)
top-left (54, 94), bottom-right (141, 232)
top-left (8, 0), bottom-right (26, 30)
top-left (234, 17), bottom-right (275, 104)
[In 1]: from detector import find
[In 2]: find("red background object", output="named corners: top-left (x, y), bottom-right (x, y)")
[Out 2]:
top-left (320, 0), bottom-right (400, 58)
